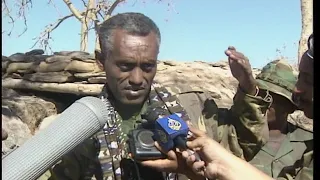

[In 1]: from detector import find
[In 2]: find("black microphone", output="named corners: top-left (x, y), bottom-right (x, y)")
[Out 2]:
top-left (2, 96), bottom-right (114, 180)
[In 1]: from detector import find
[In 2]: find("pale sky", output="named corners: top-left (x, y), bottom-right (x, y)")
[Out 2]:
top-left (2, 0), bottom-right (302, 68)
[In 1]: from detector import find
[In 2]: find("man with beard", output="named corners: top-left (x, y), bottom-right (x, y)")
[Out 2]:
top-left (43, 13), bottom-right (267, 180)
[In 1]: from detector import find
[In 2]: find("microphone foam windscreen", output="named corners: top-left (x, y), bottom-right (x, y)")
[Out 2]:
top-left (2, 96), bottom-right (111, 180)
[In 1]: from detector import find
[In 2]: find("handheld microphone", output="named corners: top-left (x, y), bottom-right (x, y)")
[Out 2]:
top-left (153, 113), bottom-right (201, 161)
top-left (2, 96), bottom-right (114, 180)
top-left (153, 113), bottom-right (189, 151)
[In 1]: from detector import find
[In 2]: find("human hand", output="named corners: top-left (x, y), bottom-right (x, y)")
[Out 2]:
top-left (183, 127), bottom-right (274, 180)
top-left (140, 141), bottom-right (205, 180)
top-left (181, 126), bottom-right (232, 179)
top-left (225, 46), bottom-right (256, 95)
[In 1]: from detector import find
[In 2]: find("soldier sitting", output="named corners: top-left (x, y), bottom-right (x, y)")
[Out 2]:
top-left (225, 47), bottom-right (313, 179)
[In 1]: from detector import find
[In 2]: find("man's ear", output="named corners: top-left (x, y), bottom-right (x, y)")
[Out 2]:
top-left (95, 49), bottom-right (104, 70)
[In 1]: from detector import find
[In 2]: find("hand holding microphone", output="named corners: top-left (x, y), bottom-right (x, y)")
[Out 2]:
top-left (140, 114), bottom-right (205, 180)
top-left (182, 126), bottom-right (274, 180)
top-left (152, 113), bottom-right (201, 161)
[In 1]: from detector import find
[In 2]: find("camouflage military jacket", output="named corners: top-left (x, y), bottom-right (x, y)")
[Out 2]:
top-left (235, 89), bottom-right (313, 179)
top-left (38, 84), bottom-right (268, 180)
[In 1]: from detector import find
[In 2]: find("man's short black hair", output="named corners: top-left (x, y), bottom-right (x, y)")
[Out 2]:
top-left (98, 12), bottom-right (161, 56)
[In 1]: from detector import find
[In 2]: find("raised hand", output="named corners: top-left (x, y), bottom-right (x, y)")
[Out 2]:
top-left (225, 46), bottom-right (256, 95)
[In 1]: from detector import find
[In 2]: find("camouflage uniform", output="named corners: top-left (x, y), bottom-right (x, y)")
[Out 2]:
top-left (39, 82), bottom-right (268, 180)
top-left (234, 60), bottom-right (313, 179)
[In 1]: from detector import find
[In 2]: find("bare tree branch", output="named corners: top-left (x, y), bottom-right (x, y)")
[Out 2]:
top-left (48, 0), bottom-right (63, 17)
top-left (17, 0), bottom-right (33, 37)
top-left (2, 0), bottom-right (16, 36)
top-left (29, 0), bottom-right (175, 52)
top-left (62, 0), bottom-right (83, 21)
top-left (2, 0), bottom-right (33, 36)
top-left (80, 0), bottom-right (87, 7)
top-left (106, 0), bottom-right (125, 17)
top-left (31, 14), bottom-right (74, 52)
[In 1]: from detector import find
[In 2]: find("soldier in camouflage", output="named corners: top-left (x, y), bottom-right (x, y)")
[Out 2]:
top-left (289, 33), bottom-right (313, 180)
top-left (224, 46), bottom-right (313, 179)
top-left (40, 13), bottom-right (268, 180)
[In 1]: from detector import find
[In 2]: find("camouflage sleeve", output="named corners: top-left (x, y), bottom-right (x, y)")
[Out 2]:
top-left (276, 167), bottom-right (313, 180)
top-left (174, 89), bottom-right (243, 158)
top-left (229, 87), bottom-right (270, 161)
top-left (45, 137), bottom-right (100, 180)
top-left (172, 84), bottom-right (265, 159)
top-left (277, 151), bottom-right (313, 180)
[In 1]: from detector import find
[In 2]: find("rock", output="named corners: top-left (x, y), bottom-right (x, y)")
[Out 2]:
top-left (36, 114), bottom-right (60, 133)
top-left (2, 87), bottom-right (20, 99)
top-left (157, 64), bottom-right (167, 71)
top-left (155, 61), bottom-right (238, 107)
top-left (209, 61), bottom-right (229, 68)
top-left (54, 51), bottom-right (89, 56)
top-left (8, 53), bottom-right (26, 62)
top-left (45, 55), bottom-right (72, 63)
top-left (35, 60), bottom-right (71, 72)
top-left (23, 71), bottom-right (75, 83)
top-left (2, 94), bottom-right (57, 133)
top-left (2, 112), bottom-right (32, 155)
top-left (74, 72), bottom-right (106, 79)
top-left (64, 60), bottom-right (102, 73)
top-left (162, 61), bottom-right (179, 66)
top-left (25, 49), bottom-right (45, 56)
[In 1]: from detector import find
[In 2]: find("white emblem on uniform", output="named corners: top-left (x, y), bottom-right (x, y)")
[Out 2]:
top-left (167, 100), bottom-right (178, 107)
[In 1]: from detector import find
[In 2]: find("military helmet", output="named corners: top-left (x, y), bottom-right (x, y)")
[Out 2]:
top-left (256, 59), bottom-right (298, 106)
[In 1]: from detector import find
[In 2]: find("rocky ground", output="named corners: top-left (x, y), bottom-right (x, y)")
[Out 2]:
top-left (2, 49), bottom-right (313, 155)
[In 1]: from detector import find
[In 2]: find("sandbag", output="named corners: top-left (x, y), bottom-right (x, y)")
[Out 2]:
top-left (8, 53), bottom-right (26, 62)
top-left (23, 71), bottom-right (74, 83)
top-left (64, 60), bottom-right (101, 73)
top-left (35, 60), bottom-right (71, 72)
top-left (2, 56), bottom-right (10, 72)
top-left (88, 76), bottom-right (107, 84)
top-left (72, 58), bottom-right (96, 63)
top-left (6, 62), bottom-right (35, 74)
top-left (74, 72), bottom-right (105, 79)
top-left (2, 61), bottom-right (9, 72)
top-left (28, 55), bottom-right (50, 63)
top-left (45, 55), bottom-right (72, 63)
top-left (25, 49), bottom-right (44, 56)
top-left (2, 56), bottom-right (10, 61)
top-left (54, 51), bottom-right (89, 56)
top-left (71, 54), bottom-right (96, 63)
top-left (10, 73), bottom-right (23, 79)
